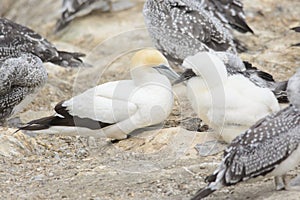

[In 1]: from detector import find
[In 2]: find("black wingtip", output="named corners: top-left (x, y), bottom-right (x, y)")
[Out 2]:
top-left (291, 26), bottom-right (300, 33)
top-left (18, 116), bottom-right (55, 131)
top-left (191, 187), bottom-right (216, 200)
top-left (55, 19), bottom-right (71, 33)
top-left (230, 16), bottom-right (254, 34)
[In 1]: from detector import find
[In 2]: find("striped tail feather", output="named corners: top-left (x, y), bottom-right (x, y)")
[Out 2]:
top-left (191, 187), bottom-right (216, 200)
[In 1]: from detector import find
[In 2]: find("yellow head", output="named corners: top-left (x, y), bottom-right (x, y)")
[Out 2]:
top-left (130, 49), bottom-right (169, 70)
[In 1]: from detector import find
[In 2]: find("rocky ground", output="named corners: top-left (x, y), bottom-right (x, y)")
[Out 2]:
top-left (0, 0), bottom-right (299, 199)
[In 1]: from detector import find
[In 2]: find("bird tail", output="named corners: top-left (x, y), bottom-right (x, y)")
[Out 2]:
top-left (233, 38), bottom-right (248, 53)
top-left (272, 81), bottom-right (289, 103)
top-left (55, 19), bottom-right (71, 33)
top-left (191, 164), bottom-right (227, 199)
top-left (191, 187), bottom-right (216, 200)
top-left (229, 16), bottom-right (254, 34)
top-left (50, 51), bottom-right (87, 68)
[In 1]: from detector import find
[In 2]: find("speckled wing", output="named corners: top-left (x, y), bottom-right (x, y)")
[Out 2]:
top-left (0, 18), bottom-right (58, 60)
top-left (203, 0), bottom-right (253, 33)
top-left (143, 0), bottom-right (236, 63)
top-left (0, 18), bottom-right (85, 67)
top-left (219, 105), bottom-right (300, 185)
top-left (0, 54), bottom-right (47, 122)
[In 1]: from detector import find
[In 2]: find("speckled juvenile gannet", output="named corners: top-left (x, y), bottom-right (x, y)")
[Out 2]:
top-left (0, 53), bottom-right (47, 125)
top-left (174, 52), bottom-right (280, 143)
top-left (191, 69), bottom-right (300, 200)
top-left (19, 49), bottom-right (175, 140)
top-left (0, 18), bottom-right (85, 67)
top-left (143, 0), bottom-right (251, 65)
top-left (55, 0), bottom-right (135, 32)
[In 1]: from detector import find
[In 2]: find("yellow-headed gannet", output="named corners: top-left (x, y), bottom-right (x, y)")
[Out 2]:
top-left (19, 49), bottom-right (175, 140)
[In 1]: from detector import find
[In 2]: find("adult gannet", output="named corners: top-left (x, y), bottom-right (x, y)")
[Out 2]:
top-left (191, 69), bottom-right (300, 199)
top-left (19, 49), bottom-right (175, 140)
top-left (174, 52), bottom-right (280, 143)
top-left (55, 0), bottom-right (135, 32)
top-left (0, 53), bottom-right (47, 125)
top-left (0, 18), bottom-right (85, 67)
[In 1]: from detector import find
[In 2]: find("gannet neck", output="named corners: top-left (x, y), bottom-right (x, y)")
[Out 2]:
top-left (287, 69), bottom-right (300, 108)
top-left (131, 66), bottom-right (170, 86)
top-left (183, 52), bottom-right (228, 88)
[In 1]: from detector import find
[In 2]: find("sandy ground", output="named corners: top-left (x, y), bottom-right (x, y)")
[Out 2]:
top-left (0, 0), bottom-right (300, 199)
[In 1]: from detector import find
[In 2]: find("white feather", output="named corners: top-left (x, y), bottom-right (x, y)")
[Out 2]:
top-left (185, 52), bottom-right (280, 143)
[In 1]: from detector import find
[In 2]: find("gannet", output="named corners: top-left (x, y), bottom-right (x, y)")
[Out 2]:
top-left (143, 0), bottom-right (235, 63)
top-left (19, 49), bottom-right (175, 140)
top-left (55, 0), bottom-right (135, 32)
top-left (174, 52), bottom-right (280, 143)
top-left (191, 69), bottom-right (300, 199)
top-left (0, 53), bottom-right (47, 125)
top-left (0, 18), bottom-right (85, 67)
top-left (143, 0), bottom-right (252, 65)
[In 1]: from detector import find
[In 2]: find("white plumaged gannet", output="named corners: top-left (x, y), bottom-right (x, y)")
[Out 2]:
top-left (174, 52), bottom-right (280, 143)
top-left (0, 53), bottom-right (47, 125)
top-left (0, 18), bottom-right (85, 67)
top-left (19, 49), bottom-right (175, 140)
top-left (191, 69), bottom-right (300, 199)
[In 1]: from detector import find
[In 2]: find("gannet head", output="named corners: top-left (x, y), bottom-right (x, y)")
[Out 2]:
top-left (130, 49), bottom-right (169, 69)
top-left (174, 52), bottom-right (228, 86)
top-left (287, 69), bottom-right (300, 108)
top-left (130, 49), bottom-right (179, 81)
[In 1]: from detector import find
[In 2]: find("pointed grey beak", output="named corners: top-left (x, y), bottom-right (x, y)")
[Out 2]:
top-left (173, 68), bottom-right (197, 85)
top-left (153, 64), bottom-right (180, 82)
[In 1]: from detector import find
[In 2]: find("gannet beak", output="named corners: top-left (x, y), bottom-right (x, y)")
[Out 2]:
top-left (173, 68), bottom-right (197, 85)
top-left (153, 64), bottom-right (180, 82)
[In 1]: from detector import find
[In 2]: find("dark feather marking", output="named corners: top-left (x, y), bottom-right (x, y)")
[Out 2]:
top-left (191, 187), bottom-right (216, 200)
top-left (20, 101), bottom-right (113, 131)
top-left (291, 26), bottom-right (300, 32)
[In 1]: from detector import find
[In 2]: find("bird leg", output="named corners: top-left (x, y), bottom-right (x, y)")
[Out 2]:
top-left (108, 0), bottom-right (113, 11)
top-left (275, 175), bottom-right (286, 191)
